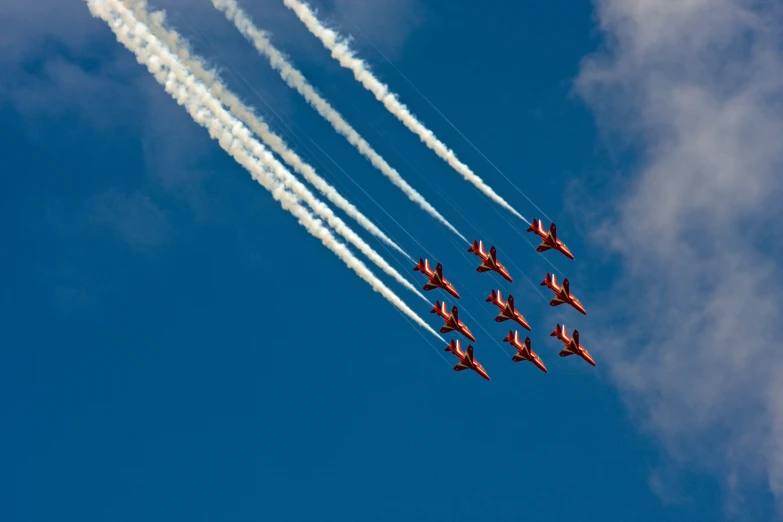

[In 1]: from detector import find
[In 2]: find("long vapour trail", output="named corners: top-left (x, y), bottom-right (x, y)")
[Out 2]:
top-left (86, 0), bottom-right (445, 342)
top-left (283, 0), bottom-right (530, 226)
top-left (113, 0), bottom-right (426, 305)
top-left (122, 0), bottom-right (412, 264)
top-left (210, 0), bottom-right (469, 242)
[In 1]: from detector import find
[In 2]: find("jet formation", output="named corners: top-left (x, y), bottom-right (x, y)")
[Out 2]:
top-left (412, 219), bottom-right (594, 381)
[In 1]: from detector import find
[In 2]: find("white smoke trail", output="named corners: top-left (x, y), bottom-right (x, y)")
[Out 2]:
top-left (210, 0), bottom-right (469, 242)
top-left (283, 0), bottom-right (530, 225)
top-left (111, 0), bottom-right (426, 304)
top-left (86, 0), bottom-right (444, 341)
top-left (122, 0), bottom-right (412, 264)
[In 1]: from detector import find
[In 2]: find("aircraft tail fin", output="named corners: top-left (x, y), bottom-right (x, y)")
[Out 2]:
top-left (527, 218), bottom-right (538, 233)
top-left (467, 240), bottom-right (480, 254)
top-left (550, 324), bottom-right (563, 337)
top-left (413, 258), bottom-right (425, 272)
top-left (502, 330), bottom-right (514, 343)
top-left (430, 301), bottom-right (441, 314)
top-left (486, 289), bottom-right (498, 303)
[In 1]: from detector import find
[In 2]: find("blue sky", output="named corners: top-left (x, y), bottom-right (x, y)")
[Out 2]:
top-left (3, 0), bottom-right (782, 520)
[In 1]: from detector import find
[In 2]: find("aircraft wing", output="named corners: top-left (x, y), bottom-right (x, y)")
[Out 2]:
top-left (440, 324), bottom-right (455, 333)
top-left (488, 247), bottom-right (498, 265)
top-left (434, 264), bottom-right (444, 284)
top-left (549, 299), bottom-right (566, 306)
top-left (453, 363), bottom-right (470, 371)
top-left (495, 311), bottom-right (511, 322)
top-left (536, 242), bottom-right (552, 252)
top-left (422, 281), bottom-right (438, 291)
top-left (476, 265), bottom-right (492, 272)
top-left (559, 349), bottom-right (575, 357)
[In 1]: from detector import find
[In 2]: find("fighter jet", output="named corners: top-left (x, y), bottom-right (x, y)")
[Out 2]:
top-left (550, 324), bottom-right (596, 367)
top-left (467, 240), bottom-right (513, 283)
top-left (413, 258), bottom-right (461, 300)
top-left (485, 289), bottom-right (532, 331)
top-left (540, 273), bottom-right (587, 315)
top-left (431, 301), bottom-right (476, 342)
top-left (503, 330), bottom-right (547, 373)
top-left (527, 218), bottom-right (575, 260)
top-left (445, 339), bottom-right (490, 381)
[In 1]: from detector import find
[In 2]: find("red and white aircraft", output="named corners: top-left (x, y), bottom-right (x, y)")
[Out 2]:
top-left (503, 330), bottom-right (547, 373)
top-left (485, 289), bottom-right (532, 331)
top-left (431, 301), bottom-right (476, 342)
top-left (550, 324), bottom-right (596, 367)
top-left (413, 258), bottom-right (461, 300)
top-left (540, 273), bottom-right (587, 315)
top-left (467, 240), bottom-right (513, 283)
top-left (445, 339), bottom-right (490, 381)
top-left (527, 219), bottom-right (575, 260)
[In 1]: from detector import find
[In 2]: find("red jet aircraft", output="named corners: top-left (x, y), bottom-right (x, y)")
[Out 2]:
top-left (503, 330), bottom-right (547, 373)
top-left (413, 258), bottom-right (461, 300)
top-left (550, 324), bottom-right (596, 367)
top-left (540, 273), bottom-right (587, 315)
top-left (485, 289), bottom-right (532, 331)
top-left (467, 240), bottom-right (513, 283)
top-left (527, 218), bottom-right (575, 260)
top-left (445, 339), bottom-right (490, 381)
top-left (431, 301), bottom-right (476, 342)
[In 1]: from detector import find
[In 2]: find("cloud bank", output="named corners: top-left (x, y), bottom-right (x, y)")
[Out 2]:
top-left (577, 0), bottom-right (783, 512)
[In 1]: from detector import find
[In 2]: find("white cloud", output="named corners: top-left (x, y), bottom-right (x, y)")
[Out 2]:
top-left (294, 0), bottom-right (425, 58)
top-left (88, 190), bottom-right (172, 252)
top-left (0, 0), bottom-right (103, 59)
top-left (576, 0), bottom-right (783, 513)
